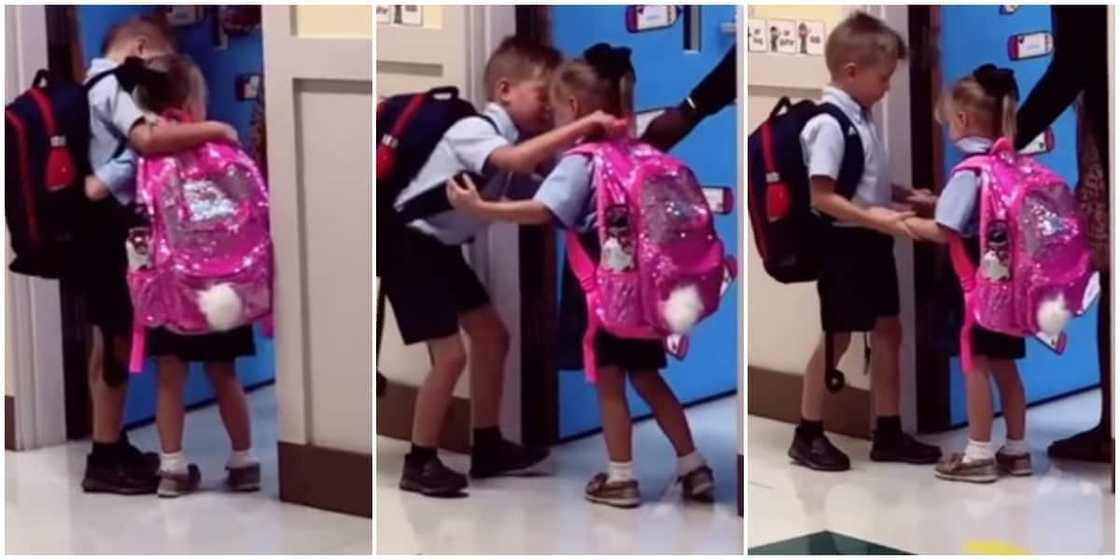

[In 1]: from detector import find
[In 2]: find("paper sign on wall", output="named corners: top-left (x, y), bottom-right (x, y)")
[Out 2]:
top-left (1019, 128), bottom-right (1056, 155)
top-left (747, 19), bottom-right (769, 52)
top-left (1007, 31), bottom-right (1053, 60)
top-left (798, 20), bottom-right (825, 56)
top-left (769, 20), bottom-right (797, 55)
top-left (626, 6), bottom-right (679, 33)
top-left (376, 6), bottom-right (392, 24)
top-left (635, 108), bottom-right (666, 138)
top-left (1000, 5), bottom-right (1018, 15)
top-left (397, 5), bottom-right (423, 26)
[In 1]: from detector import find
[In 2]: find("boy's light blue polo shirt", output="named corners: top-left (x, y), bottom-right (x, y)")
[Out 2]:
top-left (799, 86), bottom-right (892, 226)
top-left (394, 102), bottom-right (519, 245)
top-left (86, 57), bottom-right (145, 205)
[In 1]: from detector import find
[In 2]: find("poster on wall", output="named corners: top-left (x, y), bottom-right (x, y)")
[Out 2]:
top-left (798, 20), bottom-right (825, 55)
top-left (165, 6), bottom-right (204, 27)
top-left (1019, 128), bottom-right (1056, 155)
top-left (376, 5), bottom-right (392, 24)
top-left (625, 6), bottom-right (680, 33)
top-left (769, 20), bottom-right (798, 55)
top-left (1007, 31), bottom-right (1053, 60)
top-left (999, 5), bottom-right (1019, 15)
top-left (237, 73), bottom-right (262, 101)
top-left (747, 18), bottom-right (768, 52)
top-left (397, 5), bottom-right (423, 26)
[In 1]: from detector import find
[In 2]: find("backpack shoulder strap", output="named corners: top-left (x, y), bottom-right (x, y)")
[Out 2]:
top-left (817, 103), bottom-right (864, 199)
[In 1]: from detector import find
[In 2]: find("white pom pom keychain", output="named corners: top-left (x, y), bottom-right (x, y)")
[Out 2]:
top-left (198, 283), bottom-right (244, 332)
top-left (1036, 293), bottom-right (1072, 337)
top-left (662, 284), bottom-right (705, 335)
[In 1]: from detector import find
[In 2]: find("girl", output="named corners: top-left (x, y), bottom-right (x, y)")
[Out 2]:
top-left (902, 64), bottom-right (1032, 483)
top-left (133, 54), bottom-right (260, 497)
top-left (446, 43), bottom-right (713, 507)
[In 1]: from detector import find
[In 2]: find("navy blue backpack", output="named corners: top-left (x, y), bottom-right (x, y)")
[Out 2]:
top-left (747, 97), bottom-right (864, 284)
top-left (747, 96), bottom-right (867, 391)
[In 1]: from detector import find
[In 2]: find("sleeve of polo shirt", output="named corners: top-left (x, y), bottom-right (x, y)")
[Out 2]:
top-left (446, 116), bottom-right (511, 175)
top-left (799, 115), bottom-right (845, 180)
top-left (108, 79), bottom-right (146, 140)
top-left (532, 154), bottom-right (593, 229)
top-left (934, 170), bottom-right (980, 234)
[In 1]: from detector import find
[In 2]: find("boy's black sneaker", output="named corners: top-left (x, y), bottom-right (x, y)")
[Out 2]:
top-left (788, 431), bottom-right (851, 471)
top-left (469, 439), bottom-right (549, 478)
top-left (118, 440), bottom-right (161, 474)
top-left (400, 456), bottom-right (468, 497)
top-left (870, 433), bottom-right (942, 464)
top-left (81, 452), bottom-right (159, 495)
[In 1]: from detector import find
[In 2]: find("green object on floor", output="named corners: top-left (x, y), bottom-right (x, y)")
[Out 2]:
top-left (750, 531), bottom-right (910, 555)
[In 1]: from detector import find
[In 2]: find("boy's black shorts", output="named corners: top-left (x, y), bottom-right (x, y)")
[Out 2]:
top-left (380, 226), bottom-right (490, 345)
top-left (817, 226), bottom-right (900, 333)
top-left (80, 198), bottom-right (142, 337)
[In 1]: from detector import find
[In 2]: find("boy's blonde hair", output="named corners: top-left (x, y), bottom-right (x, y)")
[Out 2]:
top-left (134, 54), bottom-right (207, 116)
top-left (825, 12), bottom-right (907, 76)
top-left (938, 66), bottom-right (1019, 142)
top-left (551, 44), bottom-right (635, 120)
top-left (484, 36), bottom-right (562, 101)
top-left (101, 16), bottom-right (174, 56)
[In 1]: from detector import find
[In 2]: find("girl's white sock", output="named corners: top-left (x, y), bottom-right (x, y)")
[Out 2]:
top-left (963, 439), bottom-right (994, 463)
top-left (1002, 438), bottom-right (1030, 456)
top-left (227, 448), bottom-right (258, 469)
top-left (160, 450), bottom-right (189, 475)
top-left (676, 450), bottom-right (706, 477)
top-left (607, 461), bottom-right (634, 483)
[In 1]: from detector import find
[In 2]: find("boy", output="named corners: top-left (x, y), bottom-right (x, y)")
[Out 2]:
top-left (80, 17), bottom-right (239, 495)
top-left (383, 36), bottom-right (623, 497)
top-left (789, 12), bottom-right (942, 471)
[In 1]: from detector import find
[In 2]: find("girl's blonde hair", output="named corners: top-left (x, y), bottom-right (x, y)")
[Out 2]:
top-left (938, 66), bottom-right (1018, 142)
top-left (134, 54), bottom-right (207, 116)
top-left (551, 45), bottom-right (635, 121)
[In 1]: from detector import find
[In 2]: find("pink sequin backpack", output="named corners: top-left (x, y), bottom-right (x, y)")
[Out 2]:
top-left (566, 140), bottom-right (736, 381)
top-left (947, 137), bottom-right (1099, 374)
top-left (127, 114), bottom-right (273, 373)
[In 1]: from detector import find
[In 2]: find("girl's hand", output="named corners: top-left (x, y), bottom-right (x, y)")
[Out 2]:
top-left (446, 173), bottom-right (483, 212)
top-left (906, 188), bottom-right (938, 215)
top-left (585, 110), bottom-right (628, 138)
top-left (868, 206), bottom-right (918, 240)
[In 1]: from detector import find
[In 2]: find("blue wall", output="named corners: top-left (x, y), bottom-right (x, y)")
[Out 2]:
top-left (551, 6), bottom-right (739, 438)
top-left (77, 6), bottom-right (272, 425)
top-left (940, 5), bottom-right (1099, 424)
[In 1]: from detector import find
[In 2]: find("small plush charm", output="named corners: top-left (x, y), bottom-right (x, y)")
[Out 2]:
top-left (662, 284), bottom-right (704, 334)
top-left (601, 237), bottom-right (634, 272)
top-left (125, 227), bottom-right (152, 271)
top-left (1036, 293), bottom-right (1071, 337)
top-left (980, 250), bottom-right (1010, 281)
top-left (198, 283), bottom-right (243, 331)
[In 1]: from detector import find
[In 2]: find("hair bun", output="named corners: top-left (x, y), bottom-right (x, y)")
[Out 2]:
top-left (584, 43), bottom-right (634, 82)
top-left (972, 63), bottom-right (1018, 100)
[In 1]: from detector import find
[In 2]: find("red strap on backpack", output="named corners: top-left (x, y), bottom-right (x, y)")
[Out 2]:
top-left (759, 120), bottom-right (792, 224)
top-left (947, 232), bottom-right (979, 374)
top-left (27, 88), bottom-right (76, 192)
top-left (376, 92), bottom-right (427, 182)
top-left (6, 110), bottom-right (41, 247)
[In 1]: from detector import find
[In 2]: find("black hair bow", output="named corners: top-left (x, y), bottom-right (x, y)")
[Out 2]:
top-left (116, 56), bottom-right (172, 99)
top-left (972, 63), bottom-right (1019, 100)
top-left (584, 43), bottom-right (635, 82)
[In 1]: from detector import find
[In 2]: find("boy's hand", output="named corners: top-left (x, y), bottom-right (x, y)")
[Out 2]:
top-left (585, 110), bottom-right (628, 138)
top-left (84, 175), bottom-right (111, 201)
top-left (868, 206), bottom-right (918, 239)
top-left (905, 188), bottom-right (938, 216)
top-left (446, 173), bottom-right (483, 212)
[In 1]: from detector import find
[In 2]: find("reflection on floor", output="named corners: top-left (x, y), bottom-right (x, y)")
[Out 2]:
top-left (748, 390), bottom-right (1114, 555)
top-left (5, 385), bottom-right (372, 554)
top-left (377, 396), bottom-right (743, 554)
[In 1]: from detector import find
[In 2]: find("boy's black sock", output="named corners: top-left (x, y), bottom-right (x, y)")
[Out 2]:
top-left (796, 418), bottom-right (824, 439)
top-left (405, 445), bottom-right (437, 468)
top-left (473, 426), bottom-right (503, 451)
top-left (874, 415), bottom-right (903, 443)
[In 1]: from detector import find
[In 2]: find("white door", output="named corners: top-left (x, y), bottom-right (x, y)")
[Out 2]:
top-left (262, 6), bottom-right (372, 514)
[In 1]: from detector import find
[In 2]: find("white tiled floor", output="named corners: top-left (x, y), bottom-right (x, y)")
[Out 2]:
top-left (748, 390), bottom-right (1114, 554)
top-left (376, 396), bottom-right (743, 554)
top-left (5, 385), bottom-right (372, 554)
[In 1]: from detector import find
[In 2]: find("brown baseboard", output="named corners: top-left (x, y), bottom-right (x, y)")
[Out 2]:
top-left (747, 365), bottom-right (871, 439)
top-left (6, 396), bottom-right (14, 450)
top-left (375, 378), bottom-right (471, 453)
top-left (278, 441), bottom-right (371, 518)
top-left (737, 452), bottom-right (743, 517)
